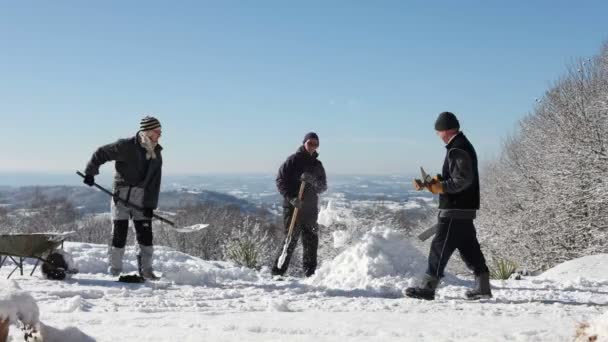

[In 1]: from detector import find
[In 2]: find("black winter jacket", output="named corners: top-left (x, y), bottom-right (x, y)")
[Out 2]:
top-left (85, 134), bottom-right (163, 209)
top-left (438, 132), bottom-right (480, 219)
top-left (276, 146), bottom-right (327, 211)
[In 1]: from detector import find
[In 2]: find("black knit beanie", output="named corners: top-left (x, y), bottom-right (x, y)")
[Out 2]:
top-left (303, 132), bottom-right (319, 144)
top-left (434, 112), bottom-right (460, 131)
top-left (140, 116), bottom-right (162, 131)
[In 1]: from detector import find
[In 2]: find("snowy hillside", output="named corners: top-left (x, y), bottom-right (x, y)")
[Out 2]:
top-left (2, 231), bottom-right (608, 341)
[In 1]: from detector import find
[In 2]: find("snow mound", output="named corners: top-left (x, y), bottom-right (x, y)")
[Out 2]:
top-left (307, 227), bottom-right (426, 296)
top-left (0, 280), bottom-right (39, 325)
top-left (332, 230), bottom-right (350, 248)
top-left (64, 243), bottom-right (111, 274)
top-left (39, 323), bottom-right (96, 342)
top-left (542, 254), bottom-right (608, 282)
top-left (575, 311), bottom-right (608, 342)
top-left (161, 258), bottom-right (259, 286)
top-left (268, 299), bottom-right (292, 312)
top-left (64, 242), bottom-right (259, 286)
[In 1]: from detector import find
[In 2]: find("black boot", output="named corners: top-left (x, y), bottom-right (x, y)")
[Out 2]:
top-left (465, 272), bottom-right (492, 300)
top-left (405, 274), bottom-right (439, 300)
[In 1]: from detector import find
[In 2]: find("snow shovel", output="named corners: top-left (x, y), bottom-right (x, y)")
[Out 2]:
top-left (77, 171), bottom-right (212, 233)
top-left (276, 181), bottom-right (307, 269)
top-left (417, 224), bottom-right (438, 241)
top-left (77, 170), bottom-right (176, 226)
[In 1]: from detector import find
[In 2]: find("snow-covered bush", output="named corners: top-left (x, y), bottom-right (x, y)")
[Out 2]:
top-left (478, 42), bottom-right (608, 270)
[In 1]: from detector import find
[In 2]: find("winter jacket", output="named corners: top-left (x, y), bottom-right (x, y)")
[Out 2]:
top-left (85, 133), bottom-right (163, 209)
top-left (438, 132), bottom-right (480, 219)
top-left (276, 146), bottom-right (327, 212)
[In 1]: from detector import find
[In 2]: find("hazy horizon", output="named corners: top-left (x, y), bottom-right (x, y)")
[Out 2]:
top-left (0, 170), bottom-right (420, 187)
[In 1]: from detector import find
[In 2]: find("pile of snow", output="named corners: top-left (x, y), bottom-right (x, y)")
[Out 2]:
top-left (38, 323), bottom-right (95, 342)
top-left (63, 243), bottom-right (112, 274)
top-left (308, 227), bottom-right (426, 296)
top-left (332, 230), bottom-right (350, 248)
top-left (541, 254), bottom-right (608, 282)
top-left (64, 242), bottom-right (259, 286)
top-left (267, 299), bottom-right (292, 312)
top-left (575, 311), bottom-right (608, 342)
top-left (160, 256), bottom-right (259, 286)
top-left (0, 280), bottom-right (94, 342)
top-left (0, 280), bottom-right (39, 325)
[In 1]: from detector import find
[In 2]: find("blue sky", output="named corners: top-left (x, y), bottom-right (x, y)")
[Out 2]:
top-left (1, 1), bottom-right (607, 175)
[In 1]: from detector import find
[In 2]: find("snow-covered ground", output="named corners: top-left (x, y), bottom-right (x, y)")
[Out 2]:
top-left (2, 229), bottom-right (608, 342)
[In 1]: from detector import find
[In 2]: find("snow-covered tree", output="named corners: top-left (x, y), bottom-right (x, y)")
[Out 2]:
top-left (478, 42), bottom-right (608, 270)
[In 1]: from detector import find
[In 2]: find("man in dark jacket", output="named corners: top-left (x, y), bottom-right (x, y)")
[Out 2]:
top-left (406, 112), bottom-right (492, 300)
top-left (82, 116), bottom-right (163, 280)
top-left (272, 132), bottom-right (327, 277)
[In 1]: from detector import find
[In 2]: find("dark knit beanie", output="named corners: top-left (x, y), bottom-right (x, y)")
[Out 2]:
top-left (140, 116), bottom-right (162, 131)
top-left (303, 132), bottom-right (319, 144)
top-left (434, 112), bottom-right (460, 131)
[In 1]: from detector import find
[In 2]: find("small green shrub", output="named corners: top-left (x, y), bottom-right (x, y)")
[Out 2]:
top-left (227, 239), bottom-right (258, 269)
top-left (489, 257), bottom-right (518, 280)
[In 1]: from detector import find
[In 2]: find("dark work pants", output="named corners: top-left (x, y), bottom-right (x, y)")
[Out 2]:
top-left (272, 206), bottom-right (319, 277)
top-left (426, 217), bottom-right (489, 279)
top-left (111, 219), bottom-right (154, 248)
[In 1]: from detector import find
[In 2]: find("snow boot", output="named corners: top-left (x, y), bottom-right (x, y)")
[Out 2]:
top-left (108, 246), bottom-right (125, 276)
top-left (405, 274), bottom-right (439, 300)
top-left (465, 272), bottom-right (492, 300)
top-left (141, 269), bottom-right (160, 281)
top-left (138, 245), bottom-right (160, 280)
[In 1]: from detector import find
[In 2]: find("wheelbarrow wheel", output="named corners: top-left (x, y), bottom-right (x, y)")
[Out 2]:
top-left (41, 251), bottom-right (68, 280)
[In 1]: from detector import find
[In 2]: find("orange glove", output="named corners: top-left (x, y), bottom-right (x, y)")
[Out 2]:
top-left (426, 176), bottom-right (444, 194)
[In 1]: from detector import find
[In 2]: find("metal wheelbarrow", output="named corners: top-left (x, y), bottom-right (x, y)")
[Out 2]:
top-left (0, 233), bottom-right (76, 279)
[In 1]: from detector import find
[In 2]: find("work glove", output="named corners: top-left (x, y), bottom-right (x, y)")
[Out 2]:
top-left (426, 176), bottom-right (444, 195)
top-left (413, 174), bottom-right (443, 192)
top-left (83, 174), bottom-right (95, 186)
top-left (289, 197), bottom-right (303, 209)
